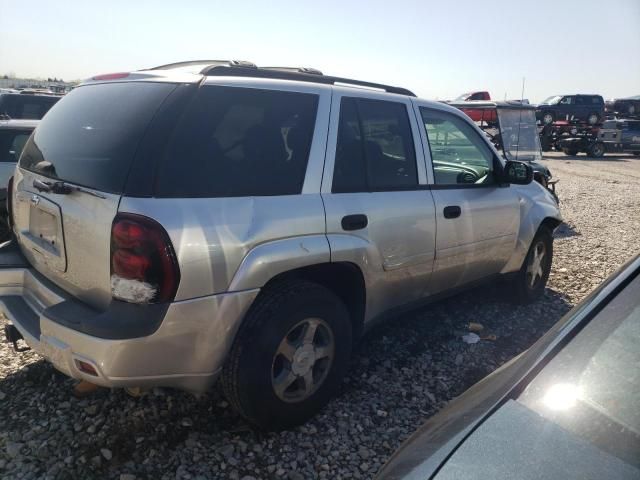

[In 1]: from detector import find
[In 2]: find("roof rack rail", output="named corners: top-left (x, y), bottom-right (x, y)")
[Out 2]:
top-left (201, 65), bottom-right (416, 96)
top-left (262, 67), bottom-right (323, 75)
top-left (149, 60), bottom-right (256, 71)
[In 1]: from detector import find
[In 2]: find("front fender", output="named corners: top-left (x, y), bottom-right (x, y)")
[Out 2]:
top-left (227, 235), bottom-right (331, 291)
top-left (501, 182), bottom-right (562, 273)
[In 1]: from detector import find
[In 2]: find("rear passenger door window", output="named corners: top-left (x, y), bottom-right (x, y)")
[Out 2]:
top-left (420, 108), bottom-right (495, 186)
top-left (156, 86), bottom-right (319, 197)
top-left (332, 97), bottom-right (418, 192)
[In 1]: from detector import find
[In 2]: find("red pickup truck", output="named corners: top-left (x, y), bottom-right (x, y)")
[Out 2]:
top-left (451, 91), bottom-right (497, 123)
top-left (454, 91), bottom-right (491, 102)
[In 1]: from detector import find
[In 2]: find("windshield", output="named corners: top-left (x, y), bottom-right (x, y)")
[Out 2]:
top-left (496, 108), bottom-right (542, 162)
top-left (518, 272), bottom-right (640, 468)
top-left (541, 95), bottom-right (561, 105)
top-left (19, 82), bottom-right (175, 193)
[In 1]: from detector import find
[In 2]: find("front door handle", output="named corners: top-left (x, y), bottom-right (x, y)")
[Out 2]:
top-left (341, 214), bottom-right (368, 231)
top-left (443, 206), bottom-right (461, 219)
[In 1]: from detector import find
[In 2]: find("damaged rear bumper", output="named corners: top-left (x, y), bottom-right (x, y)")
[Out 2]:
top-left (0, 242), bottom-right (259, 392)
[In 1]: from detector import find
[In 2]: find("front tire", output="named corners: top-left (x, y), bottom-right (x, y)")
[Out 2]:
top-left (512, 227), bottom-right (553, 304)
top-left (221, 280), bottom-right (352, 430)
top-left (542, 111), bottom-right (555, 125)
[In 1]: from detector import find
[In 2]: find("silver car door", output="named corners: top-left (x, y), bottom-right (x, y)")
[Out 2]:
top-left (321, 89), bottom-right (437, 323)
top-left (413, 103), bottom-right (520, 292)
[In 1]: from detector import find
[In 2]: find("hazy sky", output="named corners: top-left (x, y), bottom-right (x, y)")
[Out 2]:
top-left (1, 0), bottom-right (639, 102)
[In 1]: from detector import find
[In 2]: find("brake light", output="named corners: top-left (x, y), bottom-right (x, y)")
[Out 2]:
top-left (110, 213), bottom-right (180, 304)
top-left (92, 72), bottom-right (130, 81)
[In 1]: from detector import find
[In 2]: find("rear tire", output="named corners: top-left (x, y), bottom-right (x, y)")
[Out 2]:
top-left (588, 142), bottom-right (605, 158)
top-left (587, 112), bottom-right (600, 125)
top-left (512, 227), bottom-right (553, 304)
top-left (542, 111), bottom-right (555, 125)
top-left (0, 215), bottom-right (10, 243)
top-left (221, 280), bottom-right (352, 430)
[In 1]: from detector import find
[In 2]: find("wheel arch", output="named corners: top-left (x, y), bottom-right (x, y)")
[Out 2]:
top-left (501, 184), bottom-right (562, 275)
top-left (259, 262), bottom-right (367, 341)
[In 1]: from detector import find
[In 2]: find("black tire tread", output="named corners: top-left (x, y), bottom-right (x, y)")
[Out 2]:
top-left (220, 279), bottom-right (345, 428)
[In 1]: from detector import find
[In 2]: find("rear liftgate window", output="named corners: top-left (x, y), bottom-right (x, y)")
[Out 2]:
top-left (20, 82), bottom-right (176, 193)
top-left (155, 86), bottom-right (319, 197)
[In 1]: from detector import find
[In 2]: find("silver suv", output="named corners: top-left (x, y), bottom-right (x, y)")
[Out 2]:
top-left (0, 61), bottom-right (561, 430)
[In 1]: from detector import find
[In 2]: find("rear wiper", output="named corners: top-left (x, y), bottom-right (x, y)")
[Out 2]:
top-left (32, 179), bottom-right (106, 199)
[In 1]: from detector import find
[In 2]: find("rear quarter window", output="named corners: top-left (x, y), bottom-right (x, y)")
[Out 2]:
top-left (154, 86), bottom-right (319, 197)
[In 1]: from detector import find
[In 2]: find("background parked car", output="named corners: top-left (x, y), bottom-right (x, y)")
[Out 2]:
top-left (605, 96), bottom-right (640, 116)
top-left (559, 118), bottom-right (640, 157)
top-left (377, 254), bottom-right (640, 480)
top-left (0, 119), bottom-right (37, 240)
top-left (0, 92), bottom-right (60, 120)
top-left (536, 94), bottom-right (605, 125)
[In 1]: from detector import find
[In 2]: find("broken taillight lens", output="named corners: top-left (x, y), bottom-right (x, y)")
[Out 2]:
top-left (110, 213), bottom-right (180, 304)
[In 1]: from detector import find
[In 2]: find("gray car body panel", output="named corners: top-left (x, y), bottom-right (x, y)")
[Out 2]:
top-left (376, 255), bottom-right (640, 480)
top-left (433, 400), bottom-right (639, 480)
top-left (0, 70), bottom-right (561, 391)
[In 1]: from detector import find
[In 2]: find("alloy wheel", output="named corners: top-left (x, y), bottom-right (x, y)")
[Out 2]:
top-left (271, 318), bottom-right (335, 403)
top-left (526, 241), bottom-right (547, 289)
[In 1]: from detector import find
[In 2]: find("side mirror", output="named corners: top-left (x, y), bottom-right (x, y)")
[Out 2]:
top-left (502, 160), bottom-right (533, 185)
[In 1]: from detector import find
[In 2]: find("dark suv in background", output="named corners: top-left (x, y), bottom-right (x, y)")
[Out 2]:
top-left (536, 94), bottom-right (605, 125)
top-left (605, 96), bottom-right (640, 116)
top-left (0, 92), bottom-right (60, 120)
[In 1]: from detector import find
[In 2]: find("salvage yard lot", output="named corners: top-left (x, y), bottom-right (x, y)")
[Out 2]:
top-left (1, 153), bottom-right (639, 480)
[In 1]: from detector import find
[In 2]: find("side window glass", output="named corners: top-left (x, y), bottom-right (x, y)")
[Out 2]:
top-left (560, 96), bottom-right (573, 105)
top-left (575, 96), bottom-right (585, 106)
top-left (420, 108), bottom-right (494, 186)
top-left (332, 97), bottom-right (418, 193)
top-left (156, 86), bottom-right (319, 197)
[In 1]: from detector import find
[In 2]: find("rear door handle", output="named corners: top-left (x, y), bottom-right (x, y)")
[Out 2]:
top-left (341, 214), bottom-right (368, 231)
top-left (443, 206), bottom-right (461, 219)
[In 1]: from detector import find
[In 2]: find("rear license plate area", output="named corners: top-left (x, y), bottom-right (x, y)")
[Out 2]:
top-left (15, 191), bottom-right (67, 272)
top-left (29, 206), bottom-right (59, 250)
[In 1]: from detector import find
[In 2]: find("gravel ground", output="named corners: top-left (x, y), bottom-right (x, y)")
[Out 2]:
top-left (1, 153), bottom-right (639, 480)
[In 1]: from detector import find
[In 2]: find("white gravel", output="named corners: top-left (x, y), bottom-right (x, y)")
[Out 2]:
top-left (1, 153), bottom-right (639, 480)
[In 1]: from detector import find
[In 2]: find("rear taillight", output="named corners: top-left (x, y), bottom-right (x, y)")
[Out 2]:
top-left (110, 213), bottom-right (180, 304)
top-left (6, 176), bottom-right (14, 231)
